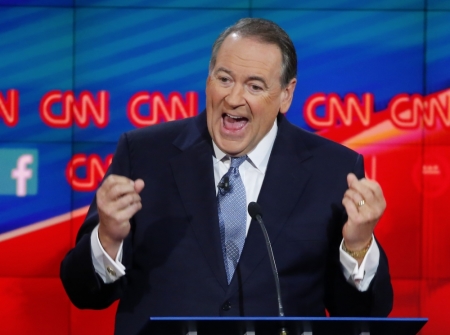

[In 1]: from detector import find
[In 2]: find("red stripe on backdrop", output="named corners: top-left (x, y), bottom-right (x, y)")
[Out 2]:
top-left (0, 208), bottom-right (117, 335)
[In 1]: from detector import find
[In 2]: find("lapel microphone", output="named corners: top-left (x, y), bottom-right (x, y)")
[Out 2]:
top-left (218, 176), bottom-right (230, 192)
top-left (248, 202), bottom-right (285, 318)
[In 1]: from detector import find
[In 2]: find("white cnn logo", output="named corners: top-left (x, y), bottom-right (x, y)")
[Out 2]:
top-left (11, 154), bottom-right (34, 197)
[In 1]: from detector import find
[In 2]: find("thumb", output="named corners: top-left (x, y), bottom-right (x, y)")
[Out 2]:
top-left (347, 173), bottom-right (358, 188)
top-left (134, 179), bottom-right (145, 193)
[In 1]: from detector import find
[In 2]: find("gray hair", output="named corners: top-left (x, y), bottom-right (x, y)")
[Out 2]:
top-left (209, 18), bottom-right (297, 87)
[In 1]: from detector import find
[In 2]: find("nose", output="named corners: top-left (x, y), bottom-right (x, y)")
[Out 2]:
top-left (225, 84), bottom-right (245, 109)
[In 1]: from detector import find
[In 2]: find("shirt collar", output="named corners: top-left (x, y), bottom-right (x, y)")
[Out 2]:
top-left (212, 120), bottom-right (278, 174)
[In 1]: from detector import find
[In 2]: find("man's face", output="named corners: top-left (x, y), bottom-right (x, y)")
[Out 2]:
top-left (206, 33), bottom-right (297, 157)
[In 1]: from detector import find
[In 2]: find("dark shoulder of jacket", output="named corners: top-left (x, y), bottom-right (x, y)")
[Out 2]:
top-left (280, 116), bottom-right (360, 164)
top-left (284, 123), bottom-right (364, 193)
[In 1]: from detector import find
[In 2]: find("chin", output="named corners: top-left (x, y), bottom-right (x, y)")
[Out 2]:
top-left (218, 142), bottom-right (246, 157)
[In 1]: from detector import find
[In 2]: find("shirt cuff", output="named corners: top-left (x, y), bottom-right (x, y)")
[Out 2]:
top-left (90, 224), bottom-right (126, 283)
top-left (339, 235), bottom-right (380, 291)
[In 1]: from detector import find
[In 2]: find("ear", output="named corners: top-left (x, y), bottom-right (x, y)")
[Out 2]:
top-left (205, 75), bottom-right (213, 94)
top-left (279, 78), bottom-right (297, 114)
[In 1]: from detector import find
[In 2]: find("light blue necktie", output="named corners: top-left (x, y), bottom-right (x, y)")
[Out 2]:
top-left (217, 156), bottom-right (247, 284)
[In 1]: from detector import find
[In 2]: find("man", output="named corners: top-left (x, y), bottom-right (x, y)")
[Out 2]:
top-left (61, 18), bottom-right (393, 335)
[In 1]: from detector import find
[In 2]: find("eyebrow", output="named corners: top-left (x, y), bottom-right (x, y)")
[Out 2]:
top-left (214, 67), bottom-right (268, 88)
top-left (248, 75), bottom-right (268, 88)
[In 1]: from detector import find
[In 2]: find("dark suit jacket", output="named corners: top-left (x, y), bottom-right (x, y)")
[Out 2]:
top-left (60, 112), bottom-right (393, 335)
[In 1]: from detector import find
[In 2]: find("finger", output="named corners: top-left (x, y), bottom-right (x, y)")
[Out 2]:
top-left (347, 177), bottom-right (376, 204)
top-left (343, 195), bottom-right (374, 227)
top-left (347, 173), bottom-right (359, 188)
top-left (134, 179), bottom-right (145, 193)
top-left (345, 189), bottom-right (384, 225)
top-left (107, 182), bottom-right (138, 201)
top-left (344, 189), bottom-right (365, 207)
top-left (342, 196), bottom-right (360, 222)
top-left (114, 193), bottom-right (141, 210)
top-left (359, 178), bottom-right (384, 199)
top-left (102, 175), bottom-right (135, 193)
top-left (114, 202), bottom-right (142, 222)
top-left (97, 185), bottom-right (136, 217)
top-left (100, 194), bottom-right (142, 224)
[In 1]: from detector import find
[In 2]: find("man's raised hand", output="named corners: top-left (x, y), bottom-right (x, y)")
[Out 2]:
top-left (341, 173), bottom-right (386, 262)
top-left (96, 175), bottom-right (145, 259)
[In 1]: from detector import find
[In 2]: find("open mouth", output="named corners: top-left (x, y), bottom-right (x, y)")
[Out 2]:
top-left (222, 113), bottom-right (248, 131)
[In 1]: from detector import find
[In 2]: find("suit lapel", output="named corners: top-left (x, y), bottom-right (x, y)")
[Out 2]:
top-left (228, 115), bottom-right (314, 295)
top-left (170, 113), bottom-right (229, 292)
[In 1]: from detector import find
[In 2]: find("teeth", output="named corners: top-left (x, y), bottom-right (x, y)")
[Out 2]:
top-left (227, 114), bottom-right (242, 119)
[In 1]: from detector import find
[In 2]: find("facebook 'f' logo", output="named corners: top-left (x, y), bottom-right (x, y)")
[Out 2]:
top-left (0, 149), bottom-right (38, 197)
top-left (11, 154), bottom-right (34, 196)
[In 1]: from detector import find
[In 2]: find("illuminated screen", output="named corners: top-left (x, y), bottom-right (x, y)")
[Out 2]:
top-left (0, 1), bottom-right (449, 334)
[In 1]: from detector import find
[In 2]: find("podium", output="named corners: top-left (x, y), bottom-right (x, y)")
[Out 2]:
top-left (144, 317), bottom-right (427, 335)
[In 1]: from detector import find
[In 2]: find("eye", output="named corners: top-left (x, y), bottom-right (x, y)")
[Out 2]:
top-left (218, 76), bottom-right (230, 84)
top-left (250, 84), bottom-right (263, 92)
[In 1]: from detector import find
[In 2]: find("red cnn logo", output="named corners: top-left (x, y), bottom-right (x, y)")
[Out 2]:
top-left (66, 154), bottom-right (113, 192)
top-left (389, 93), bottom-right (450, 129)
top-left (304, 93), bottom-right (374, 129)
top-left (0, 89), bottom-right (19, 127)
top-left (40, 90), bottom-right (109, 128)
top-left (127, 91), bottom-right (198, 127)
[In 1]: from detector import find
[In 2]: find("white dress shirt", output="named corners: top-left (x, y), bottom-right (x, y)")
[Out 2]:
top-left (91, 121), bottom-right (379, 291)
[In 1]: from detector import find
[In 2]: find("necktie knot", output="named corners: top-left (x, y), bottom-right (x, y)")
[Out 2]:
top-left (230, 155), bottom-right (247, 170)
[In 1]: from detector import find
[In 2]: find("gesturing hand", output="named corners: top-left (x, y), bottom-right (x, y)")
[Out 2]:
top-left (342, 173), bottom-right (386, 256)
top-left (96, 174), bottom-right (145, 259)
